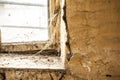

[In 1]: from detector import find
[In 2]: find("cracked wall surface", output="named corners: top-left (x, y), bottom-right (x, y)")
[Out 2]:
top-left (0, 0), bottom-right (120, 80)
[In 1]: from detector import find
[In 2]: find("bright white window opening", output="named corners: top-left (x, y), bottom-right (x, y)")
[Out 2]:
top-left (0, 0), bottom-right (49, 43)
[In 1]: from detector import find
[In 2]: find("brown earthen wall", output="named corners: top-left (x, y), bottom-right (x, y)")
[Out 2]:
top-left (0, 0), bottom-right (120, 80)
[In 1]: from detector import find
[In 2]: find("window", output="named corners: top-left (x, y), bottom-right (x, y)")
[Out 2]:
top-left (0, 0), bottom-right (49, 52)
top-left (0, 0), bottom-right (49, 43)
top-left (0, 0), bottom-right (66, 69)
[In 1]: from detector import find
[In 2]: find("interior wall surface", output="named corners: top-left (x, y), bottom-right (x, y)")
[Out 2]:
top-left (0, 0), bottom-right (120, 80)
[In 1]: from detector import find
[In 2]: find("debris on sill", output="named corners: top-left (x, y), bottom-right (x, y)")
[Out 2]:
top-left (0, 49), bottom-right (59, 56)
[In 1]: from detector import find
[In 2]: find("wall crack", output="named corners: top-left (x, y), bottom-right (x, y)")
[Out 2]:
top-left (63, 0), bottom-right (73, 61)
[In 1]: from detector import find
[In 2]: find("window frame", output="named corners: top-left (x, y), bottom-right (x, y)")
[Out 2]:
top-left (0, 0), bottom-right (66, 70)
top-left (0, 0), bottom-right (52, 52)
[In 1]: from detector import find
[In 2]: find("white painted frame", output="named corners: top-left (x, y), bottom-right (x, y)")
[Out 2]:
top-left (0, 0), bottom-right (66, 70)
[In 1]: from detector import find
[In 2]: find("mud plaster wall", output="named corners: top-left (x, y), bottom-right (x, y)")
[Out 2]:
top-left (0, 0), bottom-right (120, 80)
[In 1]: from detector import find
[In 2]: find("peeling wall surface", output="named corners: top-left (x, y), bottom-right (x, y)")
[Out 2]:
top-left (0, 0), bottom-right (120, 80)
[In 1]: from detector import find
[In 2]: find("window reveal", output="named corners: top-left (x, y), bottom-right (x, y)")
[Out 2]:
top-left (0, 0), bottom-right (66, 69)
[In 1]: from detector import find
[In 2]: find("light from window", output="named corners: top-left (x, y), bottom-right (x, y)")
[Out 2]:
top-left (0, 0), bottom-right (49, 43)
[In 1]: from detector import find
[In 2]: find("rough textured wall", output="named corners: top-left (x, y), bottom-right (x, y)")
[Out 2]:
top-left (65, 0), bottom-right (120, 80)
top-left (0, 0), bottom-right (120, 80)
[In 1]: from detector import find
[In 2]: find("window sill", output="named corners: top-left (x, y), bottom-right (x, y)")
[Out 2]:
top-left (0, 53), bottom-right (65, 70)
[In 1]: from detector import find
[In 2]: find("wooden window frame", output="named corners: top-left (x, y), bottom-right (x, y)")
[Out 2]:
top-left (1, 0), bottom-right (55, 52)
